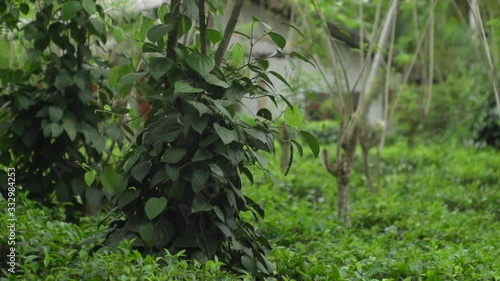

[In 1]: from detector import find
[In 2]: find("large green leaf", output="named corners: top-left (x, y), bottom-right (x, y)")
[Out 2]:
top-left (161, 148), bottom-right (186, 164)
top-left (300, 130), bottom-right (320, 158)
top-left (174, 81), bottom-right (203, 94)
top-left (49, 106), bottom-right (63, 122)
top-left (192, 149), bottom-right (213, 162)
top-left (71, 177), bottom-right (86, 195)
top-left (242, 255), bottom-right (258, 276)
top-left (153, 220), bottom-right (175, 249)
top-left (165, 164), bottom-right (180, 181)
top-left (131, 161), bottom-right (151, 182)
top-left (54, 74), bottom-right (73, 90)
top-left (44, 123), bottom-right (64, 138)
top-left (186, 54), bottom-right (215, 77)
top-left (191, 115), bottom-right (209, 134)
top-left (191, 194), bottom-right (212, 213)
top-left (187, 100), bottom-right (212, 116)
top-left (205, 74), bottom-right (229, 88)
top-left (291, 51), bottom-right (315, 68)
top-left (149, 57), bottom-right (172, 81)
top-left (214, 123), bottom-right (237, 145)
top-left (209, 164), bottom-right (224, 177)
top-left (118, 189), bottom-right (140, 208)
top-left (62, 117), bottom-right (76, 141)
top-left (163, 14), bottom-right (192, 37)
top-left (142, 42), bottom-right (163, 53)
top-left (147, 24), bottom-right (174, 43)
top-left (84, 171), bottom-right (96, 187)
top-left (120, 72), bottom-right (146, 86)
top-left (85, 188), bottom-right (102, 207)
top-left (191, 169), bottom-right (210, 193)
top-left (145, 197), bottom-right (167, 220)
top-left (256, 108), bottom-right (272, 121)
top-left (113, 27), bottom-right (125, 43)
top-left (89, 18), bottom-right (104, 35)
top-left (122, 147), bottom-right (145, 173)
top-left (226, 144), bottom-right (244, 165)
top-left (231, 43), bottom-right (245, 66)
top-left (157, 3), bottom-right (170, 22)
top-left (82, 0), bottom-right (96, 14)
top-left (226, 83), bottom-right (245, 102)
top-left (60, 1), bottom-right (81, 21)
top-left (139, 223), bottom-right (155, 247)
top-left (284, 105), bottom-right (303, 130)
top-left (206, 29), bottom-right (222, 43)
top-left (267, 32), bottom-right (286, 49)
top-left (101, 170), bottom-right (127, 194)
top-left (214, 221), bottom-right (232, 238)
top-left (269, 70), bottom-right (292, 91)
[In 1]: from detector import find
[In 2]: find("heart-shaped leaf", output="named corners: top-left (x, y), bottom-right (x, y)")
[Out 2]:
top-left (149, 57), bottom-right (172, 81)
top-left (147, 24), bottom-right (174, 43)
top-left (139, 223), bottom-right (154, 247)
top-left (49, 106), bottom-right (63, 122)
top-left (100, 170), bottom-right (127, 194)
top-left (214, 123), bottom-right (237, 145)
top-left (186, 54), bottom-right (215, 76)
top-left (61, 1), bottom-right (81, 21)
top-left (145, 197), bottom-right (167, 220)
top-left (84, 171), bottom-right (96, 187)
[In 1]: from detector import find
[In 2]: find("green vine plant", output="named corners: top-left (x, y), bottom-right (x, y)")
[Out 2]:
top-left (0, 0), bottom-right (124, 219)
top-left (103, 1), bottom-right (319, 277)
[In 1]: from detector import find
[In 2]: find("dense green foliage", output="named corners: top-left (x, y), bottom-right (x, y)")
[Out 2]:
top-left (1, 139), bottom-right (498, 280)
top-left (107, 11), bottom-right (282, 277)
top-left (1, 0), bottom-right (498, 279)
top-left (0, 0), bottom-right (121, 218)
top-left (97, 2), bottom-right (317, 278)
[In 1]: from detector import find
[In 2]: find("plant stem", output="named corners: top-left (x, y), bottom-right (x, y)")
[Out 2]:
top-left (167, 0), bottom-right (181, 61)
top-left (198, 0), bottom-right (207, 55)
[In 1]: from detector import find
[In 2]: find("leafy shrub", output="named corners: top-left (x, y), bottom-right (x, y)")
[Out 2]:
top-left (103, 3), bottom-right (317, 278)
top-left (0, 1), bottom-right (123, 218)
top-left (0, 192), bottom-right (248, 280)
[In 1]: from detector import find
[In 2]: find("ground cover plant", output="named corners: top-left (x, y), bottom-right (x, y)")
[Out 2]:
top-left (1, 0), bottom-right (499, 280)
top-left (1, 137), bottom-right (498, 280)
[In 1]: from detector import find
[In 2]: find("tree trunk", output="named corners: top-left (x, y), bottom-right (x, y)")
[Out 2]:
top-left (362, 145), bottom-right (375, 193)
top-left (335, 129), bottom-right (358, 227)
top-left (324, 126), bottom-right (358, 227)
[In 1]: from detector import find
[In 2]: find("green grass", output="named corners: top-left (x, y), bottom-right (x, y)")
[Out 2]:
top-left (1, 141), bottom-right (499, 280)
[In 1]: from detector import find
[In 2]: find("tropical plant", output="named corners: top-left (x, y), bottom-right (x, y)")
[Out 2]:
top-left (103, 0), bottom-right (318, 277)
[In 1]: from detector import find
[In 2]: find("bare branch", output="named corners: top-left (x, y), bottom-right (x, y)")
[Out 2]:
top-left (215, 0), bottom-right (245, 67)
top-left (468, 0), bottom-right (500, 109)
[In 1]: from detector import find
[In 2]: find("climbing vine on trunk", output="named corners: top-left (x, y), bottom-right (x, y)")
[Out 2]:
top-left (104, 1), bottom-right (318, 277)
